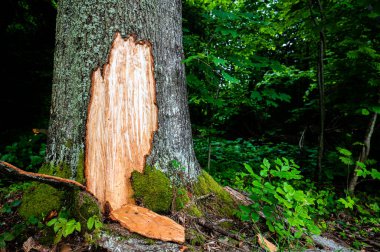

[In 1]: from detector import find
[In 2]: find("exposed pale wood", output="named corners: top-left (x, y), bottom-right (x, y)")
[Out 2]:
top-left (110, 204), bottom-right (185, 244)
top-left (0, 161), bottom-right (86, 191)
top-left (85, 32), bottom-right (158, 211)
top-left (257, 234), bottom-right (278, 252)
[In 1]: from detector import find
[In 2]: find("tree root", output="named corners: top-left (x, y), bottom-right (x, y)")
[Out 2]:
top-left (0, 161), bottom-right (87, 190)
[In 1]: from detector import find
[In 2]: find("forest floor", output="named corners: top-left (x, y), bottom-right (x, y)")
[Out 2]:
top-left (2, 181), bottom-right (380, 252)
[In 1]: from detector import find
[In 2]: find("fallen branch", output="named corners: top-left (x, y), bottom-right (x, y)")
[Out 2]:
top-left (195, 217), bottom-right (242, 241)
top-left (194, 221), bottom-right (249, 252)
top-left (0, 161), bottom-right (86, 191)
top-left (194, 217), bottom-right (259, 250)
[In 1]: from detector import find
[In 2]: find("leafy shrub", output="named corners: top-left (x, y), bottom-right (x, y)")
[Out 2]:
top-left (235, 158), bottom-right (322, 241)
top-left (0, 133), bottom-right (46, 172)
top-left (47, 214), bottom-right (81, 244)
top-left (193, 137), bottom-right (317, 184)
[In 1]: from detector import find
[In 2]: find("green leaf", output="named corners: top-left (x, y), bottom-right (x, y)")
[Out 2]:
top-left (212, 57), bottom-right (227, 67)
top-left (251, 211), bottom-right (260, 222)
top-left (361, 108), bottom-right (370, 115)
top-left (95, 220), bottom-right (103, 229)
top-left (75, 222), bottom-right (81, 232)
top-left (337, 147), bottom-right (352, 156)
top-left (47, 218), bottom-right (57, 227)
top-left (3, 232), bottom-right (15, 242)
top-left (54, 232), bottom-right (63, 244)
top-left (221, 71), bottom-right (240, 84)
top-left (243, 163), bottom-right (254, 175)
top-left (294, 231), bottom-right (303, 238)
top-left (339, 156), bottom-right (354, 165)
top-left (250, 91), bottom-right (262, 101)
top-left (370, 106), bottom-right (380, 114)
top-left (87, 217), bottom-right (95, 230)
top-left (370, 169), bottom-right (380, 179)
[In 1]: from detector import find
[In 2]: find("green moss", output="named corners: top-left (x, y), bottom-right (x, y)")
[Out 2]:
top-left (65, 139), bottom-right (74, 149)
top-left (72, 191), bottom-right (101, 230)
top-left (38, 163), bottom-right (72, 179)
top-left (19, 183), bottom-right (64, 219)
top-left (187, 229), bottom-right (206, 246)
top-left (187, 205), bottom-right (203, 217)
top-left (174, 187), bottom-right (202, 217)
top-left (76, 152), bottom-right (85, 184)
top-left (193, 170), bottom-right (236, 217)
top-left (219, 221), bottom-right (234, 229)
top-left (175, 187), bottom-right (190, 211)
top-left (131, 166), bottom-right (173, 213)
top-left (39, 154), bottom-right (85, 183)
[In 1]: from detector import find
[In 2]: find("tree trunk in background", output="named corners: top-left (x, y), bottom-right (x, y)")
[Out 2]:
top-left (316, 29), bottom-right (325, 181)
top-left (46, 0), bottom-right (200, 211)
top-left (348, 111), bottom-right (378, 194)
top-left (309, 0), bottom-right (326, 181)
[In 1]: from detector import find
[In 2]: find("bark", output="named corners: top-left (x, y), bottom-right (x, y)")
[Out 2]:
top-left (309, 0), bottom-right (326, 181)
top-left (316, 29), bottom-right (325, 181)
top-left (46, 0), bottom-right (200, 205)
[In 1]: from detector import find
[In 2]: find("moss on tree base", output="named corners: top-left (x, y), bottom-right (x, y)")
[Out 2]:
top-left (131, 166), bottom-right (173, 213)
top-left (193, 170), bottom-right (236, 218)
top-left (131, 167), bottom-right (236, 219)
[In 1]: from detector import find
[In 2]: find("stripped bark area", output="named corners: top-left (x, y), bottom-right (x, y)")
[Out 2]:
top-left (85, 32), bottom-right (158, 211)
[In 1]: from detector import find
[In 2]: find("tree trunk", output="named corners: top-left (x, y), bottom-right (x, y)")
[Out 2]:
top-left (46, 0), bottom-right (200, 212)
top-left (316, 29), bottom-right (325, 181)
top-left (348, 111), bottom-right (378, 194)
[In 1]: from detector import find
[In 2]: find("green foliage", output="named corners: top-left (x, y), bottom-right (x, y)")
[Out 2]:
top-left (337, 147), bottom-right (380, 180)
top-left (0, 134), bottom-right (46, 172)
top-left (338, 196), bottom-right (355, 210)
top-left (0, 232), bottom-right (15, 248)
top-left (47, 215), bottom-right (81, 244)
top-left (87, 215), bottom-right (102, 231)
top-left (235, 158), bottom-right (322, 241)
top-left (194, 137), bottom-right (318, 184)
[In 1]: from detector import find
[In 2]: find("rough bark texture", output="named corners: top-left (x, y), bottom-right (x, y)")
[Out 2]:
top-left (47, 0), bottom-right (200, 182)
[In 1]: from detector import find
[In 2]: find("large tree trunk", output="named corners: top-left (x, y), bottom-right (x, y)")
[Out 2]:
top-left (46, 0), bottom-right (200, 212)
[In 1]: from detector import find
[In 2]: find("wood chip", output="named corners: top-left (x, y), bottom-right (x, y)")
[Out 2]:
top-left (257, 234), bottom-right (278, 252)
top-left (110, 204), bottom-right (185, 244)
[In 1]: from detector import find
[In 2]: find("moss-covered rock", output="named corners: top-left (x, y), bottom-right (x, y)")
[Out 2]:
top-left (131, 166), bottom-right (173, 213)
top-left (193, 170), bottom-right (236, 217)
top-left (19, 183), bottom-right (64, 219)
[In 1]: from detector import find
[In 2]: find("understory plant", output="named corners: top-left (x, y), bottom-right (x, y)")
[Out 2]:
top-left (47, 213), bottom-right (81, 244)
top-left (235, 158), bottom-right (322, 243)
